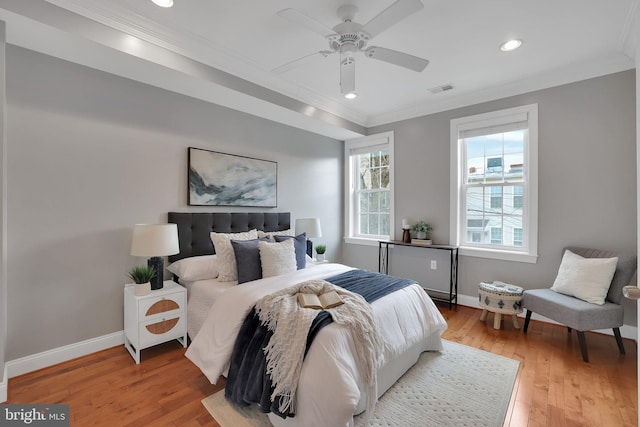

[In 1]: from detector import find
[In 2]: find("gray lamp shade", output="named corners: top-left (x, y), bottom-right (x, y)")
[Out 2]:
top-left (130, 224), bottom-right (180, 257)
top-left (295, 218), bottom-right (322, 238)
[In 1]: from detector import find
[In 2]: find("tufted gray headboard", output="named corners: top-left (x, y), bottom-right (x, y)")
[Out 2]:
top-left (167, 212), bottom-right (291, 262)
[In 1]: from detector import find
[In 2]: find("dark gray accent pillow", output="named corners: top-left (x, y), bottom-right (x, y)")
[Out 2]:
top-left (231, 238), bottom-right (269, 284)
top-left (274, 233), bottom-right (307, 269)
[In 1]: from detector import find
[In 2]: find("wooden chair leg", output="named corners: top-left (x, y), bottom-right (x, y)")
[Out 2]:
top-left (511, 314), bottom-right (520, 328)
top-left (576, 331), bottom-right (589, 363)
top-left (613, 328), bottom-right (625, 355)
top-left (479, 309), bottom-right (488, 321)
top-left (523, 310), bottom-right (532, 332)
top-left (493, 313), bottom-right (502, 329)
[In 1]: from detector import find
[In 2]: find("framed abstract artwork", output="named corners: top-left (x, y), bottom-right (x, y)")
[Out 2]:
top-left (188, 147), bottom-right (277, 207)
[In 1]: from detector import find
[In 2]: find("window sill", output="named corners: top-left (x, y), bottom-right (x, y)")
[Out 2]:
top-left (459, 246), bottom-right (538, 263)
top-left (344, 237), bottom-right (385, 247)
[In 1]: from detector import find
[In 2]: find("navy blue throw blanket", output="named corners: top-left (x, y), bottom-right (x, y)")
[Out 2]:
top-left (224, 269), bottom-right (415, 418)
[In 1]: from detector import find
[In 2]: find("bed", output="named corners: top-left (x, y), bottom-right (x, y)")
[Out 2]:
top-left (168, 212), bottom-right (447, 427)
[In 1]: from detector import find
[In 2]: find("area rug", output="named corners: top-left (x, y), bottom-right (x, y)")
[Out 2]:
top-left (201, 340), bottom-right (520, 427)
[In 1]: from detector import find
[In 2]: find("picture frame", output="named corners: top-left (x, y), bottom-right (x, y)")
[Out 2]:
top-left (188, 147), bottom-right (277, 207)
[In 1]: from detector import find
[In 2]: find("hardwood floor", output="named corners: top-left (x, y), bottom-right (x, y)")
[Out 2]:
top-left (6, 304), bottom-right (637, 426)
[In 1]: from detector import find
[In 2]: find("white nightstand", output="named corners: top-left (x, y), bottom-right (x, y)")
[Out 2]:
top-left (124, 280), bottom-right (187, 364)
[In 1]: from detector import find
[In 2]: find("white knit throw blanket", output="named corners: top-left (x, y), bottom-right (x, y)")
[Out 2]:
top-left (254, 279), bottom-right (382, 422)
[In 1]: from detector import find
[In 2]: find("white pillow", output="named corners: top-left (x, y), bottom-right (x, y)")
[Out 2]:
top-left (259, 239), bottom-right (297, 278)
top-left (211, 230), bottom-right (258, 282)
top-left (550, 250), bottom-right (618, 305)
top-left (257, 229), bottom-right (295, 242)
top-left (167, 255), bottom-right (219, 281)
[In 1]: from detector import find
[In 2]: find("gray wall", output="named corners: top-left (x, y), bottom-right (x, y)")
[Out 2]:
top-left (0, 21), bottom-right (6, 388)
top-left (344, 70), bottom-right (638, 325)
top-left (5, 46), bottom-right (343, 360)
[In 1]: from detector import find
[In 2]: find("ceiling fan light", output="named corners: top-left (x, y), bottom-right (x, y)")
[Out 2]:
top-left (344, 92), bottom-right (358, 99)
top-left (500, 39), bottom-right (522, 52)
top-left (151, 0), bottom-right (174, 8)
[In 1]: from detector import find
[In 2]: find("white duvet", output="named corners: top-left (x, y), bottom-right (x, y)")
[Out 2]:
top-left (185, 263), bottom-right (447, 427)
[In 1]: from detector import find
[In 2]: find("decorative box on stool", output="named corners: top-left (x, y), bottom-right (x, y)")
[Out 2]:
top-left (478, 281), bottom-right (524, 330)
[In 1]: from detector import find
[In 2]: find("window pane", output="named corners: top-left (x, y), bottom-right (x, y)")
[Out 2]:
top-left (485, 136), bottom-right (502, 157)
top-left (380, 191), bottom-right (390, 213)
top-left (381, 167), bottom-right (390, 189)
top-left (359, 193), bottom-right (368, 213)
top-left (369, 214), bottom-right (380, 235)
top-left (371, 152), bottom-right (380, 167)
top-left (359, 214), bottom-right (369, 235)
top-left (371, 168), bottom-right (380, 189)
top-left (380, 214), bottom-right (390, 235)
top-left (381, 152), bottom-right (389, 166)
top-left (369, 192), bottom-right (380, 212)
top-left (485, 215), bottom-right (502, 244)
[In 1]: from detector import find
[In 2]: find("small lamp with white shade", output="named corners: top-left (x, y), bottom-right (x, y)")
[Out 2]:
top-left (295, 218), bottom-right (322, 259)
top-left (130, 224), bottom-right (179, 290)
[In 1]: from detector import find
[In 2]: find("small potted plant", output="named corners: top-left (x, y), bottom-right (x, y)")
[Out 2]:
top-left (128, 265), bottom-right (156, 296)
top-left (315, 244), bottom-right (327, 262)
top-left (411, 221), bottom-right (432, 240)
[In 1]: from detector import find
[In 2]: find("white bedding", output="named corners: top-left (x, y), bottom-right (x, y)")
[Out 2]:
top-left (185, 263), bottom-right (447, 427)
top-left (180, 278), bottom-right (237, 339)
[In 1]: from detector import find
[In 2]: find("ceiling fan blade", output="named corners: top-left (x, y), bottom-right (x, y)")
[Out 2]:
top-left (365, 46), bottom-right (429, 72)
top-left (272, 51), bottom-right (333, 74)
top-left (277, 8), bottom-right (339, 39)
top-left (362, 0), bottom-right (424, 38)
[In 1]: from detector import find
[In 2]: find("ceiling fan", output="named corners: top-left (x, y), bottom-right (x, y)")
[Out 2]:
top-left (273, 0), bottom-right (429, 99)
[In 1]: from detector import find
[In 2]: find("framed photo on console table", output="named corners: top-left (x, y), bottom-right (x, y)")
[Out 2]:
top-left (188, 147), bottom-right (277, 207)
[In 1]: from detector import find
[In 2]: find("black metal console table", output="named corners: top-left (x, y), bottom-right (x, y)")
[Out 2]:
top-left (378, 241), bottom-right (459, 308)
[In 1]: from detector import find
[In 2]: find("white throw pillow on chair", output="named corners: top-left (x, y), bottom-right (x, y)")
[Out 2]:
top-left (550, 249), bottom-right (618, 305)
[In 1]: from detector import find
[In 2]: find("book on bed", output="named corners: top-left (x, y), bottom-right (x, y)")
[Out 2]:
top-left (298, 290), bottom-right (344, 309)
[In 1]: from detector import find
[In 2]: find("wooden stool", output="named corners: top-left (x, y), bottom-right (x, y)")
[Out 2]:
top-left (478, 281), bottom-right (524, 330)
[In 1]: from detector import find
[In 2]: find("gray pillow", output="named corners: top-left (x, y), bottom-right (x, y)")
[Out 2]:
top-left (274, 233), bottom-right (307, 269)
top-left (231, 238), bottom-right (269, 284)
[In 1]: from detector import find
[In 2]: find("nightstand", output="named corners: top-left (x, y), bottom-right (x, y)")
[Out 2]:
top-left (124, 280), bottom-right (187, 364)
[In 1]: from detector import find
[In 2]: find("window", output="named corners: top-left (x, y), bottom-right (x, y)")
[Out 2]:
top-left (490, 186), bottom-right (502, 209)
top-left (490, 227), bottom-right (502, 245)
top-left (513, 228), bottom-right (523, 247)
top-left (513, 185), bottom-right (523, 209)
top-left (345, 132), bottom-right (394, 245)
top-left (450, 104), bottom-right (538, 263)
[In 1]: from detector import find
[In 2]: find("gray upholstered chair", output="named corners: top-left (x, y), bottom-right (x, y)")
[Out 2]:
top-left (522, 246), bottom-right (637, 362)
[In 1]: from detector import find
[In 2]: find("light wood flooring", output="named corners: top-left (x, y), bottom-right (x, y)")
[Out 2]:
top-left (6, 304), bottom-right (638, 426)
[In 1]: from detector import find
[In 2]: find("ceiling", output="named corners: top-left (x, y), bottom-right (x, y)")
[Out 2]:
top-left (0, 0), bottom-right (637, 139)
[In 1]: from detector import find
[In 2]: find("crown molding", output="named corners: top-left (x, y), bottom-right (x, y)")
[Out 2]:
top-left (366, 54), bottom-right (634, 128)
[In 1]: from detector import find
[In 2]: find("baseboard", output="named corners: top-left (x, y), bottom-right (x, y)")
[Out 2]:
top-left (456, 294), bottom-right (638, 341)
top-left (7, 331), bottom-right (124, 378)
top-left (0, 364), bottom-right (7, 402)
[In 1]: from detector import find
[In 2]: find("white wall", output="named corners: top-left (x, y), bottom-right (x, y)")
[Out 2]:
top-left (5, 46), bottom-right (343, 360)
top-left (345, 70), bottom-right (638, 326)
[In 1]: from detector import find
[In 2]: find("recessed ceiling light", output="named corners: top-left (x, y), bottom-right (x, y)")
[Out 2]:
top-left (344, 92), bottom-right (357, 100)
top-left (151, 0), bottom-right (173, 7)
top-left (500, 39), bottom-right (522, 52)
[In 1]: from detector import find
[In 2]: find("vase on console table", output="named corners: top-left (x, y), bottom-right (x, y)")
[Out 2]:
top-left (402, 228), bottom-right (411, 243)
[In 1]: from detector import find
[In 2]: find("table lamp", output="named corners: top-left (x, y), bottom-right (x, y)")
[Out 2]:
top-left (131, 224), bottom-right (179, 290)
top-left (295, 218), bottom-right (322, 257)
